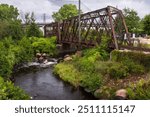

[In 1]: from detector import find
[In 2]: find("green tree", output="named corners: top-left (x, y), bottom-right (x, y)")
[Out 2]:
top-left (25, 12), bottom-right (43, 37)
top-left (0, 4), bottom-right (23, 40)
top-left (142, 14), bottom-right (150, 35)
top-left (0, 4), bottom-right (19, 21)
top-left (52, 4), bottom-right (78, 22)
top-left (123, 8), bottom-right (140, 33)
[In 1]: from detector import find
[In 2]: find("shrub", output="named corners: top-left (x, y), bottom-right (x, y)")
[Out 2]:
top-left (80, 72), bottom-right (102, 92)
top-left (94, 86), bottom-right (116, 99)
top-left (76, 58), bottom-right (95, 72)
top-left (127, 78), bottom-right (150, 99)
top-left (31, 36), bottom-right (57, 56)
top-left (0, 76), bottom-right (30, 100)
top-left (26, 22), bottom-right (43, 37)
top-left (18, 37), bottom-right (34, 62)
top-left (0, 41), bottom-right (15, 79)
top-left (108, 63), bottom-right (128, 79)
top-left (0, 37), bottom-right (34, 79)
top-left (111, 50), bottom-right (150, 70)
top-left (53, 63), bottom-right (82, 87)
top-left (54, 62), bottom-right (102, 92)
top-left (121, 59), bottom-right (145, 75)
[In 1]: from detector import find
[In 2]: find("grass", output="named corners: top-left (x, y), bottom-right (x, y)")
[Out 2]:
top-left (54, 48), bottom-right (150, 99)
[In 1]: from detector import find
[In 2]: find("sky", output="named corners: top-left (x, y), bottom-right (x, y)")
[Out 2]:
top-left (0, 0), bottom-right (150, 23)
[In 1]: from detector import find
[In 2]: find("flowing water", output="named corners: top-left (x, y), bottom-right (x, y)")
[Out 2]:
top-left (14, 65), bottom-right (96, 100)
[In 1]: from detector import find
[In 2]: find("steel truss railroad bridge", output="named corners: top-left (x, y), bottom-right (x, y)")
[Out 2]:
top-left (44, 6), bottom-right (150, 52)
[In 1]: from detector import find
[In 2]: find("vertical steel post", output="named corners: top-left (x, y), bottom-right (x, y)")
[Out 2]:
top-left (78, 0), bottom-right (81, 47)
top-left (58, 22), bottom-right (61, 43)
top-left (119, 10), bottom-right (131, 45)
top-left (107, 6), bottom-right (119, 50)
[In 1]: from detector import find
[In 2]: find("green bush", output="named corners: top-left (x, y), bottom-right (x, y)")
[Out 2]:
top-left (31, 36), bottom-right (57, 56)
top-left (54, 60), bottom-right (102, 92)
top-left (0, 40), bottom-right (15, 79)
top-left (127, 79), bottom-right (150, 99)
top-left (108, 63), bottom-right (128, 79)
top-left (0, 37), bottom-right (34, 79)
top-left (0, 76), bottom-right (29, 100)
top-left (82, 34), bottom-right (110, 61)
top-left (80, 72), bottom-right (102, 92)
top-left (0, 4), bottom-right (24, 39)
top-left (0, 36), bottom-right (56, 79)
top-left (26, 23), bottom-right (43, 37)
top-left (94, 61), bottom-right (119, 75)
top-left (121, 59), bottom-right (145, 74)
top-left (18, 37), bottom-right (34, 62)
top-left (94, 86), bottom-right (116, 99)
top-left (111, 50), bottom-right (150, 70)
top-left (76, 58), bottom-right (95, 72)
top-left (53, 63), bottom-right (82, 87)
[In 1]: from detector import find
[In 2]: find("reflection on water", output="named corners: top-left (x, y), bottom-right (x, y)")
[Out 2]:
top-left (14, 67), bottom-right (96, 100)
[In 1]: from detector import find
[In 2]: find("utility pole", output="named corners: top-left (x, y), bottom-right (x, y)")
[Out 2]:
top-left (78, 0), bottom-right (81, 48)
top-left (43, 13), bottom-right (46, 23)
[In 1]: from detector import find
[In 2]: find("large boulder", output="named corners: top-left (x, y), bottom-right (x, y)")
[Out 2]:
top-left (115, 89), bottom-right (127, 100)
top-left (36, 53), bottom-right (41, 58)
top-left (64, 55), bottom-right (72, 61)
top-left (38, 56), bottom-right (44, 63)
top-left (42, 53), bottom-right (47, 59)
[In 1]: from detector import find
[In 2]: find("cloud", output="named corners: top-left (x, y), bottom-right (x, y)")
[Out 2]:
top-left (0, 0), bottom-right (59, 22)
top-left (0, 0), bottom-right (150, 22)
top-left (82, 0), bottom-right (150, 17)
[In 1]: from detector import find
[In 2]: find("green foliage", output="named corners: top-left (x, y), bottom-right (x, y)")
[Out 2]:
top-left (0, 36), bottom-right (56, 99)
top-left (24, 12), bottom-right (43, 37)
top-left (0, 37), bottom-right (34, 79)
top-left (31, 36), bottom-right (57, 56)
top-left (18, 37), bottom-right (34, 62)
top-left (0, 4), bottom-right (57, 100)
top-left (0, 36), bottom-right (56, 79)
top-left (142, 14), bottom-right (150, 35)
top-left (80, 73), bottom-right (102, 92)
top-left (55, 45), bottom-right (105, 91)
top-left (54, 62), bottom-right (102, 92)
top-left (81, 34), bottom-right (111, 61)
top-left (121, 59), bottom-right (145, 75)
top-left (127, 78), bottom-right (150, 99)
top-left (0, 40), bottom-right (15, 79)
top-left (94, 86), bottom-right (116, 99)
top-left (0, 21), bottom-right (8, 39)
top-left (123, 8), bottom-right (140, 33)
top-left (0, 4), bottom-right (19, 21)
top-left (0, 4), bottom-right (23, 40)
top-left (54, 63), bottom-right (82, 87)
top-left (98, 34), bottom-right (111, 60)
top-left (108, 63), bottom-right (128, 79)
top-left (111, 50), bottom-right (150, 71)
top-left (0, 76), bottom-right (29, 100)
top-left (7, 20), bottom-right (23, 39)
top-left (94, 61), bottom-right (112, 75)
top-left (26, 23), bottom-right (43, 37)
top-left (52, 4), bottom-right (78, 22)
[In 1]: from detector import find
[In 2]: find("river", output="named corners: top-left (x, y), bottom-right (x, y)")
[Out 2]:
top-left (14, 66), bottom-right (96, 100)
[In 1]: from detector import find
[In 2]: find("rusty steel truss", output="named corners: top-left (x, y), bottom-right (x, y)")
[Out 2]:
top-left (44, 6), bottom-right (131, 49)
